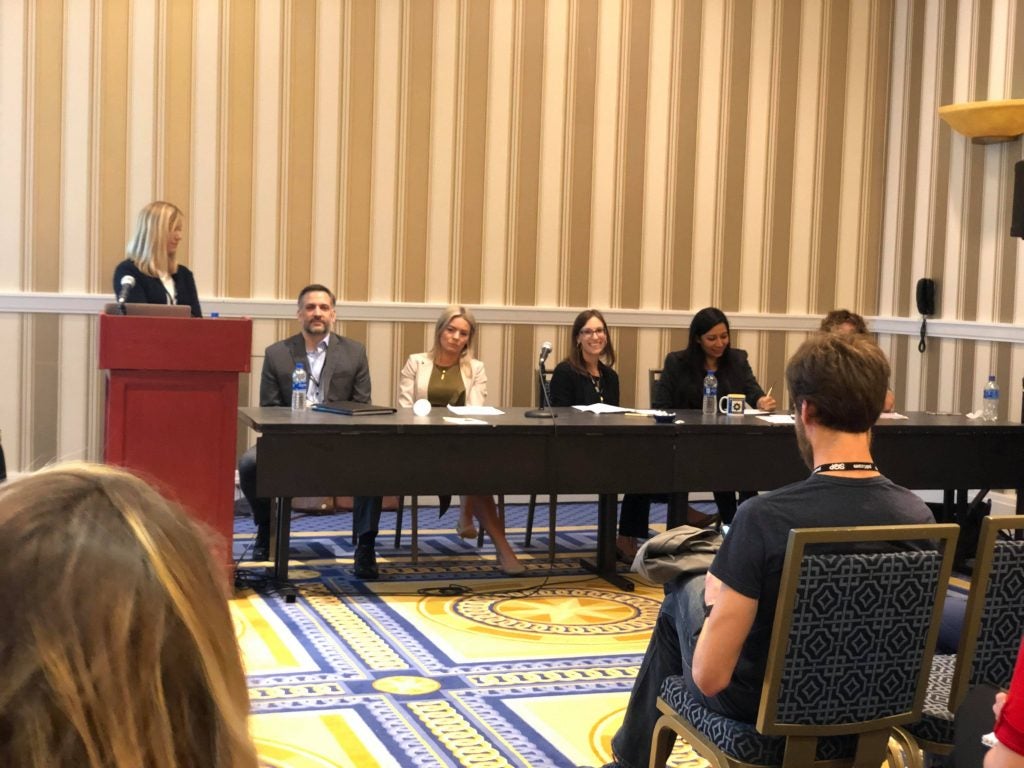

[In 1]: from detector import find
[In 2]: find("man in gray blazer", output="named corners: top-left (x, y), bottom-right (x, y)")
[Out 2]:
top-left (238, 283), bottom-right (383, 579)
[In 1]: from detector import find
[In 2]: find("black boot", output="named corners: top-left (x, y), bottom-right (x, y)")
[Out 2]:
top-left (353, 544), bottom-right (379, 580)
top-left (252, 526), bottom-right (270, 562)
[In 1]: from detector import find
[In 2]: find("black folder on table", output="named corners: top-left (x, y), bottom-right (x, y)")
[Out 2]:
top-left (311, 401), bottom-right (397, 416)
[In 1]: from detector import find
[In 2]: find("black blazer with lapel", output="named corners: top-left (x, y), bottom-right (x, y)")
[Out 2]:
top-left (259, 332), bottom-right (372, 406)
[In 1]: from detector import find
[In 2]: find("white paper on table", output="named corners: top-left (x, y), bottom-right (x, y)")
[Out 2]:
top-left (443, 416), bottom-right (489, 425)
top-left (758, 414), bottom-right (795, 424)
top-left (447, 405), bottom-right (504, 416)
top-left (743, 408), bottom-right (769, 415)
top-left (573, 403), bottom-right (631, 414)
top-left (878, 412), bottom-right (909, 420)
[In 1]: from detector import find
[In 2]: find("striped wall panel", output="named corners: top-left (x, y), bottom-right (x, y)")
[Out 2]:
top-left (0, 0), bottom-right (1021, 473)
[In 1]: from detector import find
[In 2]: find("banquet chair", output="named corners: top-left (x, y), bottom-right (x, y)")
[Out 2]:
top-left (648, 368), bottom-right (663, 406)
top-left (650, 523), bottom-right (959, 768)
top-left (901, 515), bottom-right (1024, 761)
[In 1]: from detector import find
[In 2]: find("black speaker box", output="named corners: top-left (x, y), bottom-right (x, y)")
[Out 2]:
top-left (1012, 160), bottom-right (1024, 238)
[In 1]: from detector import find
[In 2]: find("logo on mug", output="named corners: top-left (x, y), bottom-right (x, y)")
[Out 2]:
top-left (718, 393), bottom-right (746, 415)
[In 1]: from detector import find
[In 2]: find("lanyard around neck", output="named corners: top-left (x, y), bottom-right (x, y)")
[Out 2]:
top-left (812, 462), bottom-right (879, 474)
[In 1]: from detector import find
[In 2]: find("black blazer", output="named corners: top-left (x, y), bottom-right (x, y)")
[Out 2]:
top-left (112, 259), bottom-right (203, 317)
top-left (549, 360), bottom-right (620, 407)
top-left (260, 333), bottom-right (371, 406)
top-left (653, 347), bottom-right (764, 409)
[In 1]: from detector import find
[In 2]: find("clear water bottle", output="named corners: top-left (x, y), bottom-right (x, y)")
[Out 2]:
top-left (702, 371), bottom-right (718, 416)
top-left (291, 364), bottom-right (307, 410)
top-left (982, 374), bottom-right (999, 421)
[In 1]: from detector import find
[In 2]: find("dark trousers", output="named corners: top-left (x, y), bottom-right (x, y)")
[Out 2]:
top-left (238, 446), bottom-right (382, 546)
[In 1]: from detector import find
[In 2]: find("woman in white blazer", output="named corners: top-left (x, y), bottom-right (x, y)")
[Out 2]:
top-left (398, 306), bottom-right (525, 576)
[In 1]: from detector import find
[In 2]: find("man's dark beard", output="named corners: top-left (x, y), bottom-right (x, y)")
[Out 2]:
top-left (794, 415), bottom-right (813, 469)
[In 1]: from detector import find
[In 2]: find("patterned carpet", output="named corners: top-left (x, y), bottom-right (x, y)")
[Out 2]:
top-left (231, 501), bottom-right (707, 767)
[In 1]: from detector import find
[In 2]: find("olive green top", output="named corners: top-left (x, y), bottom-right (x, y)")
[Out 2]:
top-left (427, 363), bottom-right (466, 407)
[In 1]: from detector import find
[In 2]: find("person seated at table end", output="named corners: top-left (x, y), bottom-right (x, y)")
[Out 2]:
top-left (820, 309), bottom-right (895, 412)
top-left (398, 305), bottom-right (526, 577)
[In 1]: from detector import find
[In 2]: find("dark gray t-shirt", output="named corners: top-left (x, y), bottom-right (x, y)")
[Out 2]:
top-left (706, 473), bottom-right (935, 718)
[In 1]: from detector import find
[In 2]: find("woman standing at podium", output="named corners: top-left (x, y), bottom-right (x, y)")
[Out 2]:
top-left (399, 305), bottom-right (525, 576)
top-left (113, 201), bottom-right (202, 317)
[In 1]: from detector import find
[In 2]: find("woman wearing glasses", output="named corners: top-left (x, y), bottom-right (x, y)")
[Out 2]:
top-left (550, 310), bottom-right (645, 557)
top-left (399, 305), bottom-right (525, 576)
top-left (549, 309), bottom-right (620, 407)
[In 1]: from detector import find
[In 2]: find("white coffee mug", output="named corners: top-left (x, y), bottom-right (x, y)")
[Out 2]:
top-left (718, 393), bottom-right (746, 415)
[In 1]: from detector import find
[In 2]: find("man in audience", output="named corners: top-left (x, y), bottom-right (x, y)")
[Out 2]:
top-left (238, 283), bottom-right (383, 579)
top-left (602, 333), bottom-right (934, 768)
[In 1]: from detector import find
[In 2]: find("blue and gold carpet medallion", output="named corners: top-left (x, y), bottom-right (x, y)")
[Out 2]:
top-left (234, 503), bottom-right (705, 767)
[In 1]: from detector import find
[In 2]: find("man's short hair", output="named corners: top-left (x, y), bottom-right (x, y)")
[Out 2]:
top-left (820, 309), bottom-right (868, 335)
top-left (786, 333), bottom-right (890, 433)
top-left (297, 284), bottom-right (336, 307)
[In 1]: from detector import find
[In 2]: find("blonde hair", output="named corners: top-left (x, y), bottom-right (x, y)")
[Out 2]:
top-left (126, 201), bottom-right (183, 277)
top-left (430, 305), bottom-right (477, 359)
top-left (0, 462), bottom-right (257, 768)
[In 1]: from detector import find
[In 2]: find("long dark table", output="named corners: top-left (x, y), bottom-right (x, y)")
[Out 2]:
top-left (239, 407), bottom-right (1024, 589)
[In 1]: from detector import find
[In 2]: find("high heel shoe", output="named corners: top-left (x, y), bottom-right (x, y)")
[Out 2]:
top-left (497, 552), bottom-right (526, 576)
top-left (456, 519), bottom-right (479, 539)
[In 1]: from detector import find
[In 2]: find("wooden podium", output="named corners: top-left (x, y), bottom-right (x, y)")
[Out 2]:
top-left (99, 312), bottom-right (252, 571)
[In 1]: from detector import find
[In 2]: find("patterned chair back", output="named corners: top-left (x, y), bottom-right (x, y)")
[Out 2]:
top-left (948, 515), bottom-right (1024, 710)
top-left (757, 524), bottom-right (959, 737)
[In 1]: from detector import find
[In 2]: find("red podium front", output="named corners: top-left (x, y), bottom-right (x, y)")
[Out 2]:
top-left (99, 312), bottom-right (252, 572)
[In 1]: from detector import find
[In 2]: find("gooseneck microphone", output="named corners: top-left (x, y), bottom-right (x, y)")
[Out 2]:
top-left (116, 275), bottom-right (136, 315)
top-left (526, 341), bottom-right (557, 419)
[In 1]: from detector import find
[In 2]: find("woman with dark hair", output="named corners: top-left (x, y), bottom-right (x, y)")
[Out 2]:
top-left (621, 308), bottom-right (776, 533)
top-left (550, 310), bottom-right (641, 555)
top-left (653, 307), bottom-right (775, 414)
top-left (549, 309), bottom-right (620, 407)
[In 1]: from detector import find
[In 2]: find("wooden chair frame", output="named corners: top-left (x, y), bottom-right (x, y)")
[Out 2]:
top-left (911, 514), bottom-right (1024, 757)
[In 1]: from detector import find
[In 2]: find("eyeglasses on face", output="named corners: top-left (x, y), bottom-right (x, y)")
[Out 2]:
top-left (579, 328), bottom-right (607, 337)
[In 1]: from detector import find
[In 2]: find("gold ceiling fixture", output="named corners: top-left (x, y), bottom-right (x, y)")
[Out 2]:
top-left (938, 99), bottom-right (1024, 144)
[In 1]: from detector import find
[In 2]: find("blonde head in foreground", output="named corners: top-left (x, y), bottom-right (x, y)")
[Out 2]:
top-left (0, 462), bottom-right (257, 768)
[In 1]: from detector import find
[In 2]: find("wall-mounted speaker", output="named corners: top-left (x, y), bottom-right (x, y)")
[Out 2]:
top-left (1012, 160), bottom-right (1024, 238)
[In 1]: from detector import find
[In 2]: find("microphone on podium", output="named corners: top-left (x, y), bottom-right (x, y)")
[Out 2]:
top-left (117, 275), bottom-right (136, 315)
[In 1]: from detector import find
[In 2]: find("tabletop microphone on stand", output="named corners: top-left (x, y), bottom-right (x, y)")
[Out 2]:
top-left (117, 275), bottom-right (136, 315)
top-left (526, 341), bottom-right (557, 419)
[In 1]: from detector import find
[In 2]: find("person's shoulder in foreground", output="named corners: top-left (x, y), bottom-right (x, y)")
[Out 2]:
top-left (989, 637), bottom-right (1024, 766)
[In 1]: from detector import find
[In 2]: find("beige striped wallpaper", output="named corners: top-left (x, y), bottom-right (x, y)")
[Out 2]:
top-left (0, 0), bottom-right (1022, 473)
